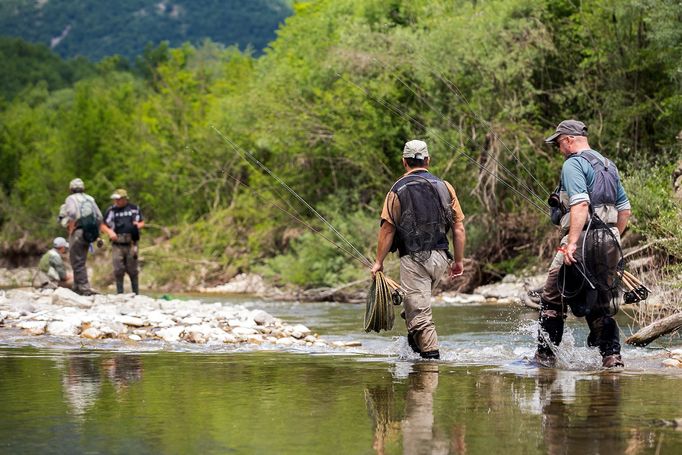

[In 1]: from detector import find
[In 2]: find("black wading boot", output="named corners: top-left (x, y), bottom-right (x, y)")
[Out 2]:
top-left (602, 354), bottom-right (624, 368)
top-left (116, 278), bottom-right (124, 294)
top-left (407, 331), bottom-right (421, 354)
top-left (131, 276), bottom-right (139, 295)
top-left (420, 350), bottom-right (440, 360)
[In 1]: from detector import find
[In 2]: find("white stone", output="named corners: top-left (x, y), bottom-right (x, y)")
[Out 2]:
top-left (251, 309), bottom-right (275, 326)
top-left (47, 320), bottom-right (81, 336)
top-left (232, 327), bottom-right (258, 336)
top-left (81, 327), bottom-right (102, 339)
top-left (18, 320), bottom-right (47, 335)
top-left (182, 316), bottom-right (203, 325)
top-left (51, 287), bottom-right (93, 308)
top-left (221, 333), bottom-right (237, 343)
top-left (128, 334), bottom-right (142, 341)
top-left (156, 326), bottom-right (185, 342)
top-left (275, 337), bottom-right (295, 346)
top-left (304, 335), bottom-right (317, 343)
top-left (118, 315), bottom-right (145, 327)
top-left (291, 324), bottom-right (311, 336)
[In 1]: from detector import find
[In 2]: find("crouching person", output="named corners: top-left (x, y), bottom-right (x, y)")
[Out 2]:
top-left (33, 237), bottom-right (73, 289)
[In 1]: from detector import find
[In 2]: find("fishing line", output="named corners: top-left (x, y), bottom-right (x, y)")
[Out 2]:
top-left (410, 53), bottom-right (552, 197)
top-left (211, 126), bottom-right (374, 268)
top-left (372, 55), bottom-right (548, 206)
top-left (336, 74), bottom-right (549, 215)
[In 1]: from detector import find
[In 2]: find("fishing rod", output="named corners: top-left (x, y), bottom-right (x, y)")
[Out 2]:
top-left (336, 73), bottom-right (549, 215)
top-left (211, 126), bottom-right (374, 269)
top-left (371, 55), bottom-right (549, 207)
top-left (410, 53), bottom-right (552, 198)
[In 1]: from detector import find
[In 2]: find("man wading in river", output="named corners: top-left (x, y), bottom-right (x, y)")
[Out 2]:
top-left (535, 120), bottom-right (631, 368)
top-left (371, 140), bottom-right (466, 359)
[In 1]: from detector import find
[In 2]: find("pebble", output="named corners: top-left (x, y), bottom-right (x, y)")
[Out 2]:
top-left (128, 334), bottom-right (142, 341)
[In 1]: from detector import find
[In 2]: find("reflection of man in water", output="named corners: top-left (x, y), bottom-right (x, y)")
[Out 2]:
top-left (365, 363), bottom-right (451, 454)
top-left (535, 370), bottom-right (625, 454)
top-left (61, 354), bottom-right (144, 417)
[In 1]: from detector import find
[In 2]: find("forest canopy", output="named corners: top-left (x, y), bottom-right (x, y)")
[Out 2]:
top-left (0, 0), bottom-right (680, 288)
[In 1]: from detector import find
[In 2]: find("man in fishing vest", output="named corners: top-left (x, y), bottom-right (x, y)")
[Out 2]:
top-left (101, 188), bottom-right (145, 294)
top-left (61, 178), bottom-right (104, 296)
top-left (536, 120), bottom-right (631, 368)
top-left (371, 140), bottom-right (466, 359)
top-left (33, 237), bottom-right (73, 289)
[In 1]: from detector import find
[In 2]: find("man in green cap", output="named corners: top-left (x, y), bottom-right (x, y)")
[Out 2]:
top-left (101, 188), bottom-right (145, 294)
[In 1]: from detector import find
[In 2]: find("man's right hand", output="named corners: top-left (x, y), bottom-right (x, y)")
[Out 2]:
top-left (108, 231), bottom-right (118, 242)
top-left (449, 261), bottom-right (464, 278)
top-left (370, 262), bottom-right (383, 279)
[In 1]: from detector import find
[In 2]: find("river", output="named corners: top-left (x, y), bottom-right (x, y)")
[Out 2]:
top-left (1, 298), bottom-right (681, 454)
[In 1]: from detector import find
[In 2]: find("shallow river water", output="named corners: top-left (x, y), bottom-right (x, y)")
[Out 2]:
top-left (1, 299), bottom-right (681, 454)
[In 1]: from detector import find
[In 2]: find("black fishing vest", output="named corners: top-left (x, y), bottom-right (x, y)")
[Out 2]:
top-left (388, 171), bottom-right (453, 258)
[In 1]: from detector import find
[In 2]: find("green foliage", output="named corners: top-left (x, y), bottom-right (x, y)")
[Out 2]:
top-left (623, 164), bottom-right (682, 260)
top-left (0, 0), bottom-right (292, 60)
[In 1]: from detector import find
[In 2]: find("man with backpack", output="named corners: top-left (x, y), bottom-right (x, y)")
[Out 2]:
top-left (535, 120), bottom-right (631, 368)
top-left (61, 178), bottom-right (103, 295)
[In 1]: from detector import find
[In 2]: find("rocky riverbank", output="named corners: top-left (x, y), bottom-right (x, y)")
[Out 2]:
top-left (0, 287), bottom-right (358, 349)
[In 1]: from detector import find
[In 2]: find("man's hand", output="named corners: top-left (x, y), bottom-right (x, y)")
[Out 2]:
top-left (370, 261), bottom-right (383, 279)
top-left (107, 231), bottom-right (118, 242)
top-left (449, 261), bottom-right (464, 278)
top-left (563, 242), bottom-right (578, 265)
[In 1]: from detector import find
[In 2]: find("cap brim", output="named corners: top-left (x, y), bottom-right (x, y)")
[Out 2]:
top-left (110, 194), bottom-right (121, 199)
top-left (544, 132), bottom-right (561, 143)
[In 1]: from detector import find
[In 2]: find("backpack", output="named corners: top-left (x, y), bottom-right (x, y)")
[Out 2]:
top-left (76, 196), bottom-right (100, 243)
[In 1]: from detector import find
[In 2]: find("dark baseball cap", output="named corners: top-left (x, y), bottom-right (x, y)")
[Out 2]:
top-left (545, 119), bottom-right (588, 143)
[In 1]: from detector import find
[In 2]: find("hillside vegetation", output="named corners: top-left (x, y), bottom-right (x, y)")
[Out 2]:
top-left (0, 0), bottom-right (680, 290)
top-left (0, 0), bottom-right (292, 60)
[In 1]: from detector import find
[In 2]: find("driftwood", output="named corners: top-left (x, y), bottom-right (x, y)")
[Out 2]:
top-left (625, 312), bottom-right (682, 346)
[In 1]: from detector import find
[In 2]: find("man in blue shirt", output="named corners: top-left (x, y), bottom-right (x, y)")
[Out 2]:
top-left (535, 120), bottom-right (631, 368)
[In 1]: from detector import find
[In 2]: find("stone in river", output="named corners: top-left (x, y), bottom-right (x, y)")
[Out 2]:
top-left (81, 327), bottom-right (102, 339)
top-left (251, 309), bottom-right (275, 326)
top-left (18, 320), bottom-right (47, 335)
top-left (51, 287), bottom-right (93, 309)
top-left (47, 319), bottom-right (81, 336)
top-left (232, 327), bottom-right (258, 336)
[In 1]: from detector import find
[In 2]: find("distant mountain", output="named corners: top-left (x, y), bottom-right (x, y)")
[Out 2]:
top-left (0, 0), bottom-right (292, 60)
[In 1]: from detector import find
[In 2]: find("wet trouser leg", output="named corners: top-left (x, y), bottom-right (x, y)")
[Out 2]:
top-left (112, 245), bottom-right (127, 294)
top-left (400, 250), bottom-right (449, 355)
top-left (537, 264), bottom-right (565, 356)
top-left (586, 311), bottom-right (621, 357)
top-left (69, 229), bottom-right (91, 293)
top-left (127, 243), bottom-right (139, 295)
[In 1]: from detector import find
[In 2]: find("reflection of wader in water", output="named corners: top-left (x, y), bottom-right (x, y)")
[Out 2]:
top-left (388, 171), bottom-right (453, 357)
top-left (538, 151), bottom-right (625, 364)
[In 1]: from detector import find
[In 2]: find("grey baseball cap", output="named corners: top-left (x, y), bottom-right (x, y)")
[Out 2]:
top-left (403, 140), bottom-right (429, 159)
top-left (545, 119), bottom-right (588, 143)
top-left (53, 237), bottom-right (69, 249)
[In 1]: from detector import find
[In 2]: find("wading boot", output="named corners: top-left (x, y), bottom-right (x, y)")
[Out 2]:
top-left (131, 276), bottom-right (139, 295)
top-left (407, 331), bottom-right (421, 354)
top-left (602, 354), bottom-right (624, 368)
top-left (115, 278), bottom-right (124, 294)
top-left (420, 350), bottom-right (440, 360)
top-left (533, 350), bottom-right (557, 368)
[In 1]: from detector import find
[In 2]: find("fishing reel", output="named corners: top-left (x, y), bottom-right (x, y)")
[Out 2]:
top-left (547, 187), bottom-right (567, 226)
top-left (391, 289), bottom-right (404, 306)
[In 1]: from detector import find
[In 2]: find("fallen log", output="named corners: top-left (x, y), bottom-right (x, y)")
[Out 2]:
top-left (625, 312), bottom-right (682, 346)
